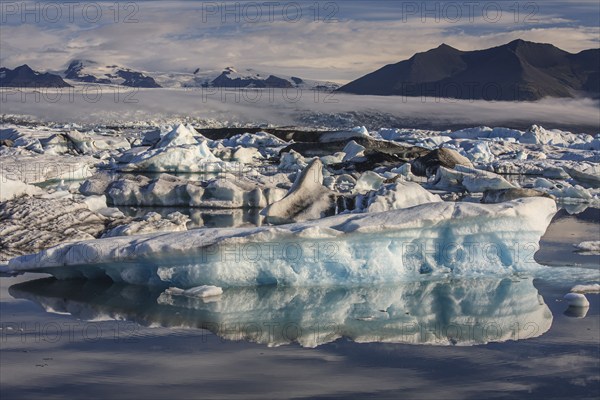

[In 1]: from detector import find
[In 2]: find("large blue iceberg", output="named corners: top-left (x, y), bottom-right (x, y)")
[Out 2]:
top-left (7, 198), bottom-right (557, 287)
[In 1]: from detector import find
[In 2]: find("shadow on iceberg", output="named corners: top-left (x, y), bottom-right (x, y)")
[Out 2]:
top-left (9, 277), bottom-right (553, 347)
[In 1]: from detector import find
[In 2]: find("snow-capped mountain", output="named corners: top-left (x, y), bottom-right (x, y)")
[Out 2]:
top-left (191, 66), bottom-right (337, 90)
top-left (64, 60), bottom-right (161, 88)
top-left (63, 60), bottom-right (338, 90)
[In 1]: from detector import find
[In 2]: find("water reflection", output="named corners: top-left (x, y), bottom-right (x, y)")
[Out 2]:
top-left (9, 277), bottom-right (553, 347)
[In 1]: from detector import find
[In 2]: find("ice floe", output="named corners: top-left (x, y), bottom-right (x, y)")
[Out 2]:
top-left (570, 283), bottom-right (600, 293)
top-left (564, 293), bottom-right (590, 308)
top-left (7, 198), bottom-right (557, 286)
top-left (573, 241), bottom-right (600, 255)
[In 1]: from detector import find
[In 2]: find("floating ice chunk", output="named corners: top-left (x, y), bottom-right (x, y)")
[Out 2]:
top-left (573, 241), bottom-right (600, 255)
top-left (450, 126), bottom-right (523, 140)
top-left (319, 126), bottom-right (370, 143)
top-left (320, 152), bottom-right (345, 166)
top-left (164, 285), bottom-right (223, 299)
top-left (564, 163), bottom-right (600, 186)
top-left (66, 130), bottom-right (130, 155)
top-left (481, 188), bottom-right (551, 204)
top-left (342, 140), bottom-right (366, 162)
top-left (155, 124), bottom-right (200, 148)
top-left (263, 158), bottom-right (334, 223)
top-left (106, 173), bottom-right (286, 209)
top-left (564, 293), bottom-right (590, 308)
top-left (534, 178), bottom-right (555, 189)
top-left (330, 174), bottom-right (356, 192)
top-left (412, 148), bottom-right (473, 177)
top-left (521, 125), bottom-right (573, 146)
top-left (466, 141), bottom-right (495, 164)
top-left (82, 195), bottom-right (108, 212)
top-left (119, 141), bottom-right (229, 173)
top-left (279, 150), bottom-right (307, 170)
top-left (571, 284), bottom-right (600, 293)
top-left (354, 171), bottom-right (385, 193)
top-left (364, 181), bottom-right (442, 212)
top-left (102, 212), bottom-right (189, 238)
top-left (534, 179), bottom-right (598, 203)
top-left (515, 151), bottom-right (528, 160)
top-left (433, 166), bottom-right (514, 192)
top-left (0, 173), bottom-right (43, 201)
top-left (390, 163), bottom-right (413, 178)
top-left (79, 172), bottom-right (114, 196)
top-left (231, 147), bottom-right (261, 163)
top-left (7, 198), bottom-right (558, 287)
top-left (223, 131), bottom-right (286, 148)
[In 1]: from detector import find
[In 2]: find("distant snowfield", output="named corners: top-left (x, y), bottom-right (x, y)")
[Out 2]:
top-left (1, 87), bottom-right (599, 132)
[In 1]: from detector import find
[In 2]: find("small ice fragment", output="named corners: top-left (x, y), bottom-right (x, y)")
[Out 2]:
top-left (164, 287), bottom-right (185, 295)
top-left (573, 241), bottom-right (600, 255)
top-left (570, 284), bottom-right (600, 294)
top-left (564, 293), bottom-right (590, 308)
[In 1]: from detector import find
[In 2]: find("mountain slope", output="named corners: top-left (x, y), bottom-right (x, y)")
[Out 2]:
top-left (64, 60), bottom-right (161, 88)
top-left (0, 65), bottom-right (72, 88)
top-left (338, 40), bottom-right (600, 100)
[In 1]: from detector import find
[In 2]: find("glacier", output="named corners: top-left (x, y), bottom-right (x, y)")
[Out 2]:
top-left (7, 198), bottom-right (557, 287)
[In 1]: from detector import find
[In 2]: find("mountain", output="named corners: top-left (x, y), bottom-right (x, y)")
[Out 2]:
top-left (153, 66), bottom-right (339, 90)
top-left (0, 65), bottom-right (72, 88)
top-left (64, 60), bottom-right (161, 88)
top-left (63, 61), bottom-right (338, 90)
top-left (338, 40), bottom-right (600, 101)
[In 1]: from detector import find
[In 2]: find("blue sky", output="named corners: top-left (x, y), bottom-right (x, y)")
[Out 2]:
top-left (1, 0), bottom-right (599, 82)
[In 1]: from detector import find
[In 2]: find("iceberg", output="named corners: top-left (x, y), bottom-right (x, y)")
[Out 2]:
top-left (9, 276), bottom-right (553, 347)
top-left (263, 158), bottom-right (335, 223)
top-left (7, 198), bottom-right (557, 287)
top-left (356, 181), bottom-right (442, 212)
top-left (118, 142), bottom-right (227, 173)
top-left (433, 165), bottom-right (515, 192)
top-left (104, 173), bottom-right (287, 209)
top-left (114, 124), bottom-right (234, 173)
top-left (564, 293), bottom-right (590, 308)
top-left (154, 124), bottom-right (201, 148)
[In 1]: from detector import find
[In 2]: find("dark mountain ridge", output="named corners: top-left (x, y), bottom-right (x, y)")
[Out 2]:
top-left (338, 40), bottom-right (600, 101)
top-left (0, 65), bottom-right (72, 88)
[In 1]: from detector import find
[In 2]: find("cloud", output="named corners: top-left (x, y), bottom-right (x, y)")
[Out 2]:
top-left (0, 1), bottom-right (598, 83)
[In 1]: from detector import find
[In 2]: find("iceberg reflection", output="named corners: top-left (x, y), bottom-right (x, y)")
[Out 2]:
top-left (9, 277), bottom-right (553, 347)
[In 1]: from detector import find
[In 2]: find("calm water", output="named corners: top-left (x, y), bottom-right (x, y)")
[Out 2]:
top-left (1, 209), bottom-right (599, 399)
